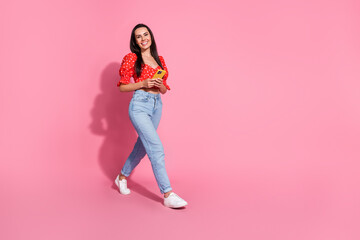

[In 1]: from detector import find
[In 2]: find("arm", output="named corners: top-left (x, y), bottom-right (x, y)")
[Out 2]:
top-left (119, 81), bottom-right (145, 92)
top-left (120, 78), bottom-right (163, 92)
top-left (154, 78), bottom-right (168, 94)
top-left (117, 53), bottom-right (137, 89)
top-left (158, 83), bottom-right (168, 94)
top-left (159, 56), bottom-right (171, 91)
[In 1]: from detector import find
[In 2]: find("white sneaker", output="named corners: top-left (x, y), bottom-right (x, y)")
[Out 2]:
top-left (114, 174), bottom-right (130, 195)
top-left (164, 192), bottom-right (188, 208)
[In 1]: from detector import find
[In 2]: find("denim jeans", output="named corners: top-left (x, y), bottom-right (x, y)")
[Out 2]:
top-left (121, 89), bottom-right (172, 194)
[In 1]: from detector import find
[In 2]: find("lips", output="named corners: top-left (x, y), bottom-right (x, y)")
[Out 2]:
top-left (141, 41), bottom-right (148, 46)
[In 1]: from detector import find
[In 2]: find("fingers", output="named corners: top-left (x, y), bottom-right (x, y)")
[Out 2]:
top-left (154, 80), bottom-right (163, 87)
top-left (148, 78), bottom-right (162, 88)
top-left (150, 78), bottom-right (163, 82)
top-left (150, 79), bottom-right (159, 87)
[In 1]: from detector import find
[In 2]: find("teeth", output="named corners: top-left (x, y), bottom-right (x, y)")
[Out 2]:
top-left (141, 41), bottom-right (148, 45)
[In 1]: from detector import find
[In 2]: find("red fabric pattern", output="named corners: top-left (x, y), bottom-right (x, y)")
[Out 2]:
top-left (117, 52), bottom-right (170, 90)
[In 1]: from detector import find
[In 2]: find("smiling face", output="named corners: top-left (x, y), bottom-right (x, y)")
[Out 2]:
top-left (134, 27), bottom-right (152, 51)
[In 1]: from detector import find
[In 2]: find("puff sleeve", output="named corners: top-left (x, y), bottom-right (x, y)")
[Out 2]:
top-left (159, 56), bottom-right (170, 90)
top-left (117, 53), bottom-right (137, 86)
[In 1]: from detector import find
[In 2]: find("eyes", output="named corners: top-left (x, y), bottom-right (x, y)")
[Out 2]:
top-left (136, 32), bottom-right (149, 39)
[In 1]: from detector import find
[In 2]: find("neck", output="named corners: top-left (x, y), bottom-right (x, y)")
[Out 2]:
top-left (141, 48), bottom-right (152, 57)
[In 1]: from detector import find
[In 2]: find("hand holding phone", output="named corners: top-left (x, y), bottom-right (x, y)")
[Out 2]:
top-left (142, 78), bottom-right (157, 89)
top-left (153, 78), bottom-right (164, 88)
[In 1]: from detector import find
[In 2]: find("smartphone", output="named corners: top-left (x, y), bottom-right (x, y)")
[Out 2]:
top-left (152, 69), bottom-right (167, 79)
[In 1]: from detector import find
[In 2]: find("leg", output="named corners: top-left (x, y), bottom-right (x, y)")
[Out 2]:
top-left (129, 105), bottom-right (172, 194)
top-left (120, 104), bottom-right (163, 177)
top-left (120, 136), bottom-right (146, 177)
top-left (150, 100), bottom-right (173, 196)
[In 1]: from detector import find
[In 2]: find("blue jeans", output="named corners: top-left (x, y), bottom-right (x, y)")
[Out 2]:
top-left (121, 89), bottom-right (172, 194)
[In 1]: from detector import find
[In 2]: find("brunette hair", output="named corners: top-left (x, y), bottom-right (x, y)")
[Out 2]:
top-left (130, 23), bottom-right (164, 78)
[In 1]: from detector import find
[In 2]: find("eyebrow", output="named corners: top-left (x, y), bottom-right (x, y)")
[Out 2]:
top-left (135, 32), bottom-right (149, 37)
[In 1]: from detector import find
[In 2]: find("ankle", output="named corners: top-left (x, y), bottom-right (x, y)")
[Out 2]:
top-left (119, 174), bottom-right (126, 180)
top-left (164, 191), bottom-right (173, 198)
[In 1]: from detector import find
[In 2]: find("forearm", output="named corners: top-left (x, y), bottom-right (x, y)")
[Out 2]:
top-left (119, 81), bottom-right (144, 92)
top-left (158, 83), bottom-right (167, 94)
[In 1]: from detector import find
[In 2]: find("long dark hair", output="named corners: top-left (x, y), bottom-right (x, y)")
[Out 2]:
top-left (130, 23), bottom-right (164, 78)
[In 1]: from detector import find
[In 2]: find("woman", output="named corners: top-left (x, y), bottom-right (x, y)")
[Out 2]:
top-left (114, 24), bottom-right (188, 208)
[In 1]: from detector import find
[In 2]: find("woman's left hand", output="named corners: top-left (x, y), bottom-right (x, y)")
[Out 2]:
top-left (153, 78), bottom-right (164, 88)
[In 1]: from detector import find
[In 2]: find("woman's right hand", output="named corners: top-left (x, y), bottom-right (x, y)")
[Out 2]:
top-left (142, 78), bottom-right (156, 89)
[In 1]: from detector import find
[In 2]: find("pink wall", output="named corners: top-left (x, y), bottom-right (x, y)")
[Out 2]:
top-left (1, 0), bottom-right (360, 239)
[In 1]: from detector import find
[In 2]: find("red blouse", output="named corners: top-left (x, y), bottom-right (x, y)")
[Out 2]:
top-left (117, 52), bottom-right (170, 90)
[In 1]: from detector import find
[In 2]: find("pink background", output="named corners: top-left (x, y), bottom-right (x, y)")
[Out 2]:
top-left (1, 0), bottom-right (360, 239)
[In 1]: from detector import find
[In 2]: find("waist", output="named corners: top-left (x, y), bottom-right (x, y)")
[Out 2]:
top-left (138, 88), bottom-right (160, 94)
top-left (134, 89), bottom-right (161, 99)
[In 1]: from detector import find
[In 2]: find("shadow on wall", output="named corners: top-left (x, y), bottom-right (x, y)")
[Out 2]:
top-left (89, 62), bottom-right (136, 180)
top-left (88, 62), bottom-right (163, 203)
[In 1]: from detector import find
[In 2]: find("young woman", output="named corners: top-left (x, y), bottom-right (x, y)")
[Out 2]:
top-left (114, 24), bottom-right (188, 208)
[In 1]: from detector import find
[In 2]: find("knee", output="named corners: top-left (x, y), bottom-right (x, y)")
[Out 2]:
top-left (150, 146), bottom-right (165, 165)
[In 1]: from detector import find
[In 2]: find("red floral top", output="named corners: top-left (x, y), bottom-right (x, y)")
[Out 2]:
top-left (117, 52), bottom-right (170, 90)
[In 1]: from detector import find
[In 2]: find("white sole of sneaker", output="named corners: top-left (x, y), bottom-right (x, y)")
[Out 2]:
top-left (164, 202), bottom-right (188, 208)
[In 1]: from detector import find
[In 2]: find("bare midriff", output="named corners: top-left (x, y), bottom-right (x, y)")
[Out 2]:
top-left (139, 87), bottom-right (160, 94)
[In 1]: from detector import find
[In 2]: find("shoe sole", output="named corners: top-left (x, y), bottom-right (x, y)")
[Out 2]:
top-left (164, 202), bottom-right (188, 208)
